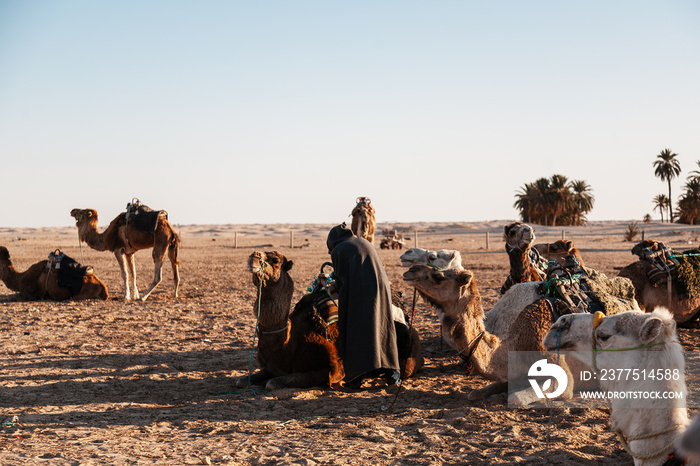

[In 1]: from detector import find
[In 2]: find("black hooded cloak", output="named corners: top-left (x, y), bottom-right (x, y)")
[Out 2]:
top-left (326, 223), bottom-right (400, 382)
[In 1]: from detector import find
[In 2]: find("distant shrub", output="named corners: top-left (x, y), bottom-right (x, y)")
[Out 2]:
top-left (624, 222), bottom-right (640, 242)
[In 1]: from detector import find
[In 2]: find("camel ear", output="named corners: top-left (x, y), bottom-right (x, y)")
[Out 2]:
top-left (639, 317), bottom-right (664, 344)
top-left (564, 240), bottom-right (574, 249)
top-left (283, 259), bottom-right (294, 272)
top-left (456, 270), bottom-right (473, 287)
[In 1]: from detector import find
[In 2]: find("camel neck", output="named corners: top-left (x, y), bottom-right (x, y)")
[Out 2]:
top-left (79, 223), bottom-right (108, 251)
top-left (0, 262), bottom-right (21, 292)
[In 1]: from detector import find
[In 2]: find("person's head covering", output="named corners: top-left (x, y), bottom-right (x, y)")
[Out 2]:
top-left (327, 222), bottom-right (355, 253)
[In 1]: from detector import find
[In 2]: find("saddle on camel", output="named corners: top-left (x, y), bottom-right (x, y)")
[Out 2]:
top-left (46, 249), bottom-right (96, 298)
top-left (537, 255), bottom-right (637, 322)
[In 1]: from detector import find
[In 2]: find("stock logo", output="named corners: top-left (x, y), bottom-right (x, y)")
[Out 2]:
top-left (528, 359), bottom-right (568, 399)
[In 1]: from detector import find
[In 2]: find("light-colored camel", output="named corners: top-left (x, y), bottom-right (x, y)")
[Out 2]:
top-left (402, 264), bottom-right (575, 402)
top-left (500, 222), bottom-right (547, 295)
top-left (236, 251), bottom-right (423, 391)
top-left (534, 239), bottom-right (585, 266)
top-left (70, 208), bottom-right (180, 301)
top-left (0, 246), bottom-right (108, 301)
top-left (619, 240), bottom-right (700, 324)
top-left (350, 197), bottom-right (376, 245)
top-left (544, 309), bottom-right (695, 466)
top-left (399, 248), bottom-right (464, 270)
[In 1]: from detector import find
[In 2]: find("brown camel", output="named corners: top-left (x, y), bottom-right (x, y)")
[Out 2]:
top-left (618, 239), bottom-right (700, 324)
top-left (70, 206), bottom-right (180, 301)
top-left (500, 222), bottom-right (547, 295)
top-left (534, 239), bottom-right (585, 266)
top-left (236, 251), bottom-right (423, 391)
top-left (350, 197), bottom-right (376, 245)
top-left (403, 264), bottom-right (574, 402)
top-left (0, 247), bottom-right (108, 301)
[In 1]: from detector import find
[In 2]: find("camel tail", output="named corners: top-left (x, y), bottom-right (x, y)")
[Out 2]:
top-left (168, 231), bottom-right (181, 266)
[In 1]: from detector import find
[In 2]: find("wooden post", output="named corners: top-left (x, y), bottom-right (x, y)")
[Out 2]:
top-left (486, 232), bottom-right (490, 250)
top-left (642, 230), bottom-right (645, 241)
top-left (290, 231), bottom-right (294, 248)
top-left (234, 231), bottom-right (238, 249)
top-left (413, 229), bottom-right (418, 248)
top-left (562, 230), bottom-right (566, 240)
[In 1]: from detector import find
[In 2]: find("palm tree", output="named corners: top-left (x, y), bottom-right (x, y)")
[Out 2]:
top-left (569, 180), bottom-right (595, 226)
top-left (513, 175), bottom-right (594, 226)
top-left (652, 194), bottom-right (669, 222)
top-left (653, 148), bottom-right (681, 222)
top-left (678, 178), bottom-right (700, 224)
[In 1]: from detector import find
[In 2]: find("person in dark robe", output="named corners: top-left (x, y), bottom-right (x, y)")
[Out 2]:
top-left (326, 223), bottom-right (400, 388)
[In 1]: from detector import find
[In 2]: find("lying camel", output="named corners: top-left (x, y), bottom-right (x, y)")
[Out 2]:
top-left (544, 309), bottom-right (694, 466)
top-left (500, 222), bottom-right (548, 295)
top-left (618, 240), bottom-right (700, 324)
top-left (236, 251), bottom-right (423, 391)
top-left (403, 264), bottom-right (575, 402)
top-left (399, 248), bottom-right (463, 270)
top-left (534, 239), bottom-right (585, 266)
top-left (0, 247), bottom-right (108, 301)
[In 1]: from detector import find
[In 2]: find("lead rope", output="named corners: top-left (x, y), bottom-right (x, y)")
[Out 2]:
top-left (243, 261), bottom-right (270, 397)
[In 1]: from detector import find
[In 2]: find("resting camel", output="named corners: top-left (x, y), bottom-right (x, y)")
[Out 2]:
top-left (534, 239), bottom-right (585, 266)
top-left (399, 248), bottom-right (464, 270)
top-left (618, 240), bottom-right (700, 324)
top-left (70, 207), bottom-right (180, 301)
top-left (403, 264), bottom-right (577, 402)
top-left (236, 251), bottom-right (423, 391)
top-left (500, 222), bottom-right (548, 295)
top-left (0, 247), bottom-right (108, 301)
top-left (350, 197), bottom-right (376, 245)
top-left (544, 309), bottom-right (694, 466)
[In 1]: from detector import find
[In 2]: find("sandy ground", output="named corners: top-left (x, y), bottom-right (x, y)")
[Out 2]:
top-left (0, 220), bottom-right (698, 465)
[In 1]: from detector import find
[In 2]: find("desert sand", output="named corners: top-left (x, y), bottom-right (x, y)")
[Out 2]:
top-left (1, 220), bottom-right (698, 465)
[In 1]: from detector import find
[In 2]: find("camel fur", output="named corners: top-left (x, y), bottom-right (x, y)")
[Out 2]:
top-left (236, 251), bottom-right (423, 391)
top-left (402, 265), bottom-right (575, 403)
top-left (500, 222), bottom-right (547, 295)
top-left (544, 309), bottom-right (695, 466)
top-left (350, 197), bottom-right (376, 245)
top-left (399, 248), bottom-right (464, 270)
top-left (70, 207), bottom-right (180, 301)
top-left (619, 240), bottom-right (700, 324)
top-left (0, 246), bottom-right (108, 301)
top-left (534, 239), bottom-right (585, 266)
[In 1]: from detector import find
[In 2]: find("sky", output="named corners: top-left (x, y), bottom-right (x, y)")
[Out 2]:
top-left (1, 1), bottom-right (699, 228)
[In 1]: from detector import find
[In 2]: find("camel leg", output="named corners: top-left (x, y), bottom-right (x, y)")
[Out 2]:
top-left (468, 381), bottom-right (509, 401)
top-left (127, 253), bottom-right (140, 300)
top-left (140, 250), bottom-right (164, 302)
top-left (169, 248), bottom-right (180, 298)
top-left (114, 250), bottom-right (132, 300)
top-left (234, 369), bottom-right (274, 388)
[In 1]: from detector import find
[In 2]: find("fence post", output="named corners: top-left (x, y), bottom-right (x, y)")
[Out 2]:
top-left (413, 229), bottom-right (418, 248)
top-left (234, 231), bottom-right (238, 249)
top-left (290, 231), bottom-right (294, 248)
top-left (562, 230), bottom-right (566, 240)
top-left (486, 231), bottom-right (489, 250)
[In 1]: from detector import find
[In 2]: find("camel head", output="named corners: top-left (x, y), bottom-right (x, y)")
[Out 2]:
top-left (402, 264), bottom-right (477, 308)
top-left (544, 308), bottom-right (678, 368)
top-left (0, 246), bottom-right (10, 263)
top-left (70, 208), bottom-right (98, 227)
top-left (248, 250), bottom-right (293, 288)
top-left (631, 239), bottom-right (662, 257)
top-left (504, 222), bottom-right (536, 251)
top-left (534, 240), bottom-right (581, 265)
top-left (399, 248), bottom-right (463, 270)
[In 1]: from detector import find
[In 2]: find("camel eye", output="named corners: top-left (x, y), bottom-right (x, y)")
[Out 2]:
top-left (597, 333), bottom-right (611, 342)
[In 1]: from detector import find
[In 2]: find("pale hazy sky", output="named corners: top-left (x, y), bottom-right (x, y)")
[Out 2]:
top-left (1, 1), bottom-right (699, 227)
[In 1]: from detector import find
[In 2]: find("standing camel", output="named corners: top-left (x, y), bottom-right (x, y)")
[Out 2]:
top-left (70, 206), bottom-right (180, 301)
top-left (350, 197), bottom-right (376, 245)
